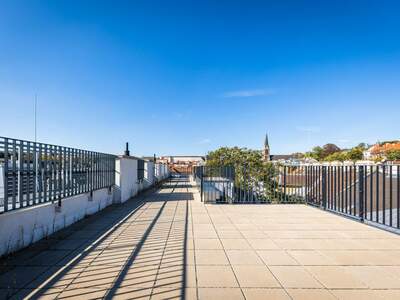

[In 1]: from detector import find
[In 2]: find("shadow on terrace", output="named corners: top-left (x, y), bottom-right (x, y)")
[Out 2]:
top-left (0, 178), bottom-right (192, 299)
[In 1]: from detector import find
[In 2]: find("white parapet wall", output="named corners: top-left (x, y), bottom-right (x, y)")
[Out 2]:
top-left (155, 163), bottom-right (170, 182)
top-left (143, 160), bottom-right (155, 189)
top-left (0, 187), bottom-right (113, 257)
top-left (114, 155), bottom-right (139, 203)
top-left (0, 155), bottom-right (170, 257)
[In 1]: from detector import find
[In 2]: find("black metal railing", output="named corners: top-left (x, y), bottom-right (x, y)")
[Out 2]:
top-left (193, 163), bottom-right (400, 231)
top-left (193, 165), bottom-right (304, 204)
top-left (137, 159), bottom-right (145, 181)
top-left (304, 164), bottom-right (400, 229)
top-left (0, 136), bottom-right (116, 213)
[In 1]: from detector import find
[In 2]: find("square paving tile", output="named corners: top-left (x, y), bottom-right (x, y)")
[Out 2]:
top-left (196, 266), bottom-right (239, 287)
top-left (241, 288), bottom-right (290, 300)
top-left (195, 239), bottom-right (223, 250)
top-left (198, 288), bottom-right (244, 299)
top-left (246, 239), bottom-right (280, 250)
top-left (286, 288), bottom-right (336, 300)
top-left (220, 239), bottom-right (251, 250)
top-left (226, 250), bottom-right (264, 265)
top-left (233, 266), bottom-right (280, 287)
top-left (269, 266), bottom-right (323, 288)
top-left (330, 289), bottom-right (382, 300)
top-left (195, 250), bottom-right (229, 265)
top-left (345, 266), bottom-right (400, 288)
top-left (257, 250), bottom-right (299, 266)
top-left (0, 266), bottom-right (49, 289)
top-left (111, 287), bottom-right (152, 300)
top-left (305, 266), bottom-right (368, 289)
top-left (57, 286), bottom-right (109, 299)
top-left (288, 250), bottom-right (337, 266)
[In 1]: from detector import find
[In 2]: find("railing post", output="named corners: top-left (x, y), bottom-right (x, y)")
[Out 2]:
top-left (358, 165), bottom-right (364, 222)
top-left (283, 165), bottom-right (287, 201)
top-left (200, 167), bottom-right (203, 203)
top-left (322, 166), bottom-right (327, 210)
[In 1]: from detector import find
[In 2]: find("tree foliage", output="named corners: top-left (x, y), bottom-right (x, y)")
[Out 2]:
top-left (206, 147), bottom-right (277, 192)
top-left (306, 144), bottom-right (364, 162)
top-left (346, 147), bottom-right (364, 161)
top-left (305, 144), bottom-right (341, 161)
top-left (386, 149), bottom-right (400, 161)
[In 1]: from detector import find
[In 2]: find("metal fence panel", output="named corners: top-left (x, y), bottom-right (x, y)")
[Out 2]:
top-left (0, 136), bottom-right (116, 214)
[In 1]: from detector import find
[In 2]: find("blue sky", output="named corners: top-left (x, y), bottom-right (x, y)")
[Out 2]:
top-left (1, 1), bottom-right (399, 156)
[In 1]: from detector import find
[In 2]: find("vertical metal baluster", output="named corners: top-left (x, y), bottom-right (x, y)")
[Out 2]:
top-left (344, 166), bottom-right (349, 214)
top-left (33, 142), bottom-right (37, 206)
top-left (359, 165), bottom-right (364, 222)
top-left (348, 166), bottom-right (352, 215)
top-left (38, 143), bottom-right (42, 203)
top-left (43, 144), bottom-right (48, 203)
top-left (283, 165), bottom-right (287, 202)
top-left (370, 165), bottom-right (373, 221)
top-left (89, 151), bottom-right (93, 192)
top-left (364, 165), bottom-right (367, 220)
top-left (389, 165), bottom-right (393, 227)
top-left (305, 166), bottom-right (308, 202)
top-left (25, 143), bottom-right (29, 207)
top-left (382, 164), bottom-right (386, 225)
top-left (18, 143), bottom-right (23, 208)
top-left (353, 166), bottom-right (357, 216)
top-left (333, 166), bottom-right (338, 211)
top-left (397, 165), bottom-right (400, 229)
top-left (58, 146), bottom-right (62, 206)
top-left (68, 147), bottom-right (72, 196)
top-left (311, 166), bottom-right (314, 204)
top-left (341, 166), bottom-right (344, 212)
top-left (326, 166), bottom-right (330, 209)
top-left (74, 148), bottom-right (77, 195)
top-left (63, 147), bottom-right (66, 198)
top-left (83, 150), bottom-right (89, 193)
top-left (318, 166), bottom-right (321, 205)
top-left (3, 139), bottom-right (9, 212)
top-left (51, 144), bottom-right (54, 202)
top-left (376, 165), bottom-right (380, 223)
top-left (12, 140), bottom-right (17, 210)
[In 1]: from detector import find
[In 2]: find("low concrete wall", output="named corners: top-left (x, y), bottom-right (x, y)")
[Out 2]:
top-left (115, 156), bottom-right (139, 203)
top-left (0, 155), bottom-right (170, 257)
top-left (0, 188), bottom-right (112, 257)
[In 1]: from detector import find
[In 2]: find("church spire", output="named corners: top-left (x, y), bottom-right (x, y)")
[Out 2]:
top-left (263, 132), bottom-right (270, 161)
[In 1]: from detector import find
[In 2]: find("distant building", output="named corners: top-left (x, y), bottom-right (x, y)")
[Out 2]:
top-left (157, 155), bottom-right (205, 174)
top-left (158, 155), bottom-right (205, 165)
top-left (262, 132), bottom-right (300, 163)
top-left (363, 141), bottom-right (400, 160)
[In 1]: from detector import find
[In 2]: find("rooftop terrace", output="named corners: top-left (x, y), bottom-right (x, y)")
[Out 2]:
top-left (1, 177), bottom-right (400, 299)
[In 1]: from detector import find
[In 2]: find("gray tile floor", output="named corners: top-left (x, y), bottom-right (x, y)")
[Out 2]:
top-left (1, 178), bottom-right (400, 299)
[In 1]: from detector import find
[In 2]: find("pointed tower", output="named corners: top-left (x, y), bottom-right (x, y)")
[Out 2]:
top-left (263, 133), bottom-right (270, 161)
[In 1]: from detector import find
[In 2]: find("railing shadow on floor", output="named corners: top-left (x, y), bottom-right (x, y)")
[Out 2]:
top-left (0, 178), bottom-right (191, 300)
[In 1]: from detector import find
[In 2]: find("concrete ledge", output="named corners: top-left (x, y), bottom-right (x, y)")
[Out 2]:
top-left (0, 188), bottom-right (113, 257)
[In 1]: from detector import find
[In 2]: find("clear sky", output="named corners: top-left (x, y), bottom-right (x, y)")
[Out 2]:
top-left (1, 1), bottom-right (399, 156)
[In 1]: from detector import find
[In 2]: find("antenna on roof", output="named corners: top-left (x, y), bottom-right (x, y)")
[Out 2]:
top-left (34, 94), bottom-right (37, 143)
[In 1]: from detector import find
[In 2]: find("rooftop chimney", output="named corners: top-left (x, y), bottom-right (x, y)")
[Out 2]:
top-left (124, 142), bottom-right (130, 156)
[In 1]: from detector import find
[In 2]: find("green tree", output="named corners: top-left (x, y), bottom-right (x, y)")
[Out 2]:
top-left (304, 144), bottom-right (341, 161)
top-left (325, 151), bottom-right (347, 162)
top-left (322, 144), bottom-right (341, 157)
top-left (386, 149), bottom-right (400, 161)
top-left (347, 147), bottom-right (364, 161)
top-left (206, 147), bottom-right (279, 200)
top-left (304, 146), bottom-right (324, 161)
